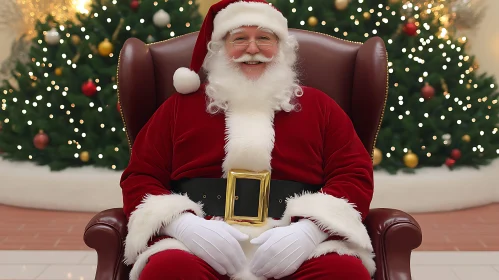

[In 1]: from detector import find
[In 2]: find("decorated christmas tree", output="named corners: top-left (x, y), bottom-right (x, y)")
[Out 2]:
top-left (0, 0), bottom-right (203, 171)
top-left (270, 0), bottom-right (499, 173)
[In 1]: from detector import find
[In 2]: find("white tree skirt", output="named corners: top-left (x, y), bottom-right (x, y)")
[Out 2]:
top-left (0, 157), bottom-right (498, 214)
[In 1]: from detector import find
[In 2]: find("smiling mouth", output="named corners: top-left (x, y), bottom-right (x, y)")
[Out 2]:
top-left (243, 61), bottom-right (262, 65)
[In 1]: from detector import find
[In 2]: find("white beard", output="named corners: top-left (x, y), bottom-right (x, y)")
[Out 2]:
top-left (202, 44), bottom-right (302, 114)
top-left (202, 42), bottom-right (302, 177)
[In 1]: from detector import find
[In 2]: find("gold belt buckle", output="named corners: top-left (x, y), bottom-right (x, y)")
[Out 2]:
top-left (225, 169), bottom-right (271, 226)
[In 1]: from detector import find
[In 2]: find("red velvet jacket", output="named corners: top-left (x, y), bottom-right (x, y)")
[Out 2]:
top-left (120, 85), bottom-right (376, 276)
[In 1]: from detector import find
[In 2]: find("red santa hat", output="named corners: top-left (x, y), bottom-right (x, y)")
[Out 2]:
top-left (173, 0), bottom-right (288, 94)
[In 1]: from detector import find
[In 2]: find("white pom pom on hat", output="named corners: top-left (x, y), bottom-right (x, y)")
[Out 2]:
top-left (172, 0), bottom-right (288, 95)
top-left (173, 67), bottom-right (201, 94)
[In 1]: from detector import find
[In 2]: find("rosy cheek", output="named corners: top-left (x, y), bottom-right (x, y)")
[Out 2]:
top-left (228, 49), bottom-right (243, 58)
top-left (262, 46), bottom-right (278, 56)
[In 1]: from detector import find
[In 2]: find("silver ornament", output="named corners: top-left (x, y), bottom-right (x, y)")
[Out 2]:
top-left (400, 1), bottom-right (414, 17)
top-left (44, 27), bottom-right (60, 45)
top-left (442, 133), bottom-right (452, 145)
top-left (153, 9), bottom-right (171, 28)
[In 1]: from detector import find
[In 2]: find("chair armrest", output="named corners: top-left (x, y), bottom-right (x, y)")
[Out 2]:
top-left (84, 208), bottom-right (130, 280)
top-left (365, 208), bottom-right (422, 280)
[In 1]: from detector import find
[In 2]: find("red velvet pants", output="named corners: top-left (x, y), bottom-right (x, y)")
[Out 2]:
top-left (139, 249), bottom-right (371, 280)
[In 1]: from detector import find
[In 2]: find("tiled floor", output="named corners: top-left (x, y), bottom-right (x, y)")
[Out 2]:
top-left (411, 252), bottom-right (499, 279)
top-left (0, 251), bottom-right (96, 280)
top-left (1, 203), bottom-right (498, 251)
top-left (0, 250), bottom-right (498, 280)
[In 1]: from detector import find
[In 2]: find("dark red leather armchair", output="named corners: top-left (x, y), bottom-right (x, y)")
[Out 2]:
top-left (84, 29), bottom-right (422, 280)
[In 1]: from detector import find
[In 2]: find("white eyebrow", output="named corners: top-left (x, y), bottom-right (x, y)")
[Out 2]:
top-left (229, 28), bottom-right (245, 35)
top-left (257, 27), bottom-right (275, 35)
top-left (229, 27), bottom-right (276, 35)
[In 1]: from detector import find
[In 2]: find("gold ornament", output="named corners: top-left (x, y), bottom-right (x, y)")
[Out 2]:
top-left (98, 39), bottom-right (114, 56)
top-left (307, 16), bottom-right (318, 27)
top-left (420, 11), bottom-right (429, 20)
top-left (363, 12), bottom-right (371, 20)
top-left (55, 67), bottom-right (63, 76)
top-left (462, 134), bottom-right (471, 142)
top-left (335, 0), bottom-right (349, 10)
top-left (373, 148), bottom-right (382, 166)
top-left (389, 0), bottom-right (400, 3)
top-left (71, 34), bottom-right (81, 45)
top-left (80, 151), bottom-right (90, 162)
top-left (403, 151), bottom-right (419, 168)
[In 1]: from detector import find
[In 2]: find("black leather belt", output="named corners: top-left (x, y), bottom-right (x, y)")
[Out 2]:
top-left (171, 178), bottom-right (322, 219)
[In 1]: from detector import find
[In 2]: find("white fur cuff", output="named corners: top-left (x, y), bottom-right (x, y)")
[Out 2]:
top-left (283, 192), bottom-right (373, 252)
top-left (124, 193), bottom-right (203, 265)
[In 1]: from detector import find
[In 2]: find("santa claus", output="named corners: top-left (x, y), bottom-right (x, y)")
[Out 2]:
top-left (120, 0), bottom-right (375, 279)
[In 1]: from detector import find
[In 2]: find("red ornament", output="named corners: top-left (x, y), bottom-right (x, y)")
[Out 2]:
top-left (33, 130), bottom-right (49, 150)
top-left (451, 149), bottom-right (461, 160)
top-left (130, 0), bottom-right (140, 11)
top-left (403, 22), bottom-right (418, 36)
top-left (117, 101), bottom-right (121, 113)
top-left (445, 158), bottom-right (456, 168)
top-left (82, 80), bottom-right (97, 97)
top-left (421, 83), bottom-right (435, 100)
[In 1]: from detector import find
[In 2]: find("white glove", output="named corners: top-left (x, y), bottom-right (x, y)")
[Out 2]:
top-left (162, 212), bottom-right (249, 276)
top-left (249, 219), bottom-right (328, 279)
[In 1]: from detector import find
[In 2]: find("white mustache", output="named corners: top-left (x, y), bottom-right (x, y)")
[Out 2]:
top-left (232, 53), bottom-right (274, 63)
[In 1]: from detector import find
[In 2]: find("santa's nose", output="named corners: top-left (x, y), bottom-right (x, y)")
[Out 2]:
top-left (245, 41), bottom-right (260, 54)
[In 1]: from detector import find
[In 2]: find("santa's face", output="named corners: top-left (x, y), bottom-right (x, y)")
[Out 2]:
top-left (203, 27), bottom-right (302, 114)
top-left (224, 26), bottom-right (279, 80)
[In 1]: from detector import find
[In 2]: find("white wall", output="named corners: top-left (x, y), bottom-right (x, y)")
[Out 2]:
top-left (0, 28), bottom-right (16, 68)
top-left (458, 0), bottom-right (499, 81)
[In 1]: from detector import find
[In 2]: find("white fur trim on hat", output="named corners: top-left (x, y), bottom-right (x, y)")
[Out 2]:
top-left (212, 2), bottom-right (288, 41)
top-left (173, 67), bottom-right (201, 94)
